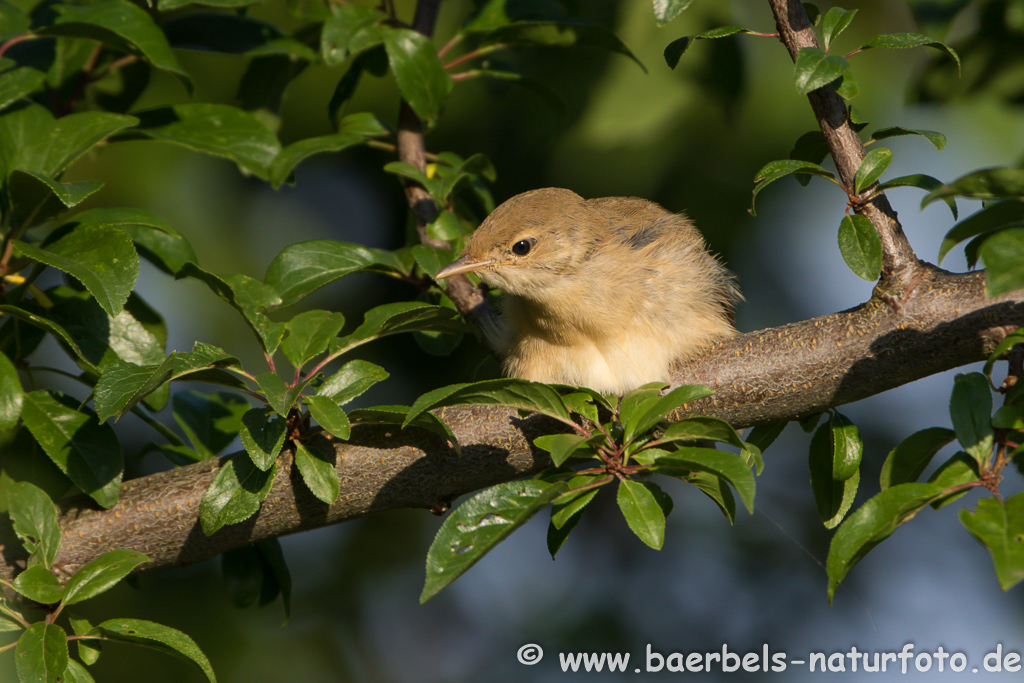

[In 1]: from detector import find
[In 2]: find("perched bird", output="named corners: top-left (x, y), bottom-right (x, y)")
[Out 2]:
top-left (435, 188), bottom-right (740, 394)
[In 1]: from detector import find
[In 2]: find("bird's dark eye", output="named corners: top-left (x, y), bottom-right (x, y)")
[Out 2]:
top-left (512, 239), bottom-right (532, 256)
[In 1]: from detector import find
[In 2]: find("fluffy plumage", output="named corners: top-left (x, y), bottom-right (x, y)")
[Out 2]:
top-left (436, 188), bottom-right (740, 394)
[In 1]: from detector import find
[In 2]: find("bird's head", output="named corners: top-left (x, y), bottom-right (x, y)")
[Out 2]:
top-left (435, 188), bottom-right (601, 298)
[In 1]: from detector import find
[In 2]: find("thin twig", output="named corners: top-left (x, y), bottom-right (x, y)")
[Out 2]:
top-left (767, 0), bottom-right (919, 286)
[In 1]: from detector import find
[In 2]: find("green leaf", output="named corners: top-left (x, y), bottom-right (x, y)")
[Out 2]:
top-left (68, 207), bottom-right (197, 276)
top-left (317, 360), bottom-right (389, 406)
top-left (161, 12), bottom-right (317, 60)
top-left (663, 25), bottom-right (750, 69)
top-left (177, 264), bottom-right (285, 353)
top-left (5, 481), bottom-right (61, 568)
top-left (0, 65), bottom-right (46, 112)
top-left (750, 159), bottom-right (837, 215)
top-left (91, 618), bottom-right (216, 682)
top-left (880, 427), bottom-right (956, 488)
top-left (960, 492), bottom-right (1024, 591)
top-left (985, 329), bottom-right (1024, 383)
top-left (0, 349), bottom-right (23, 432)
top-left (620, 384), bottom-right (714, 444)
top-left (15, 622), bottom-right (68, 683)
top-left (480, 20), bottom-right (645, 72)
top-left (63, 659), bottom-right (95, 683)
top-left (854, 147), bottom-right (892, 194)
top-left (822, 7), bottom-right (857, 52)
top-left (980, 228), bottom-right (1024, 298)
top-left (125, 104), bottom-right (280, 180)
top-left (657, 415), bottom-right (746, 450)
top-left (550, 476), bottom-right (603, 529)
top-left (533, 433), bottom-right (598, 466)
top-left (239, 408), bottom-right (287, 471)
top-left (254, 372), bottom-right (308, 418)
top-left (867, 126), bottom-right (946, 150)
top-left (381, 28), bottom-right (451, 124)
top-left (68, 617), bottom-right (99, 665)
top-left (950, 372), bottom-right (993, 467)
top-left (922, 167), bottom-right (1024, 208)
top-left (20, 391), bottom-right (122, 509)
top-left (304, 395), bottom-right (351, 440)
top-left (808, 420), bottom-right (859, 528)
top-left (828, 412), bottom-right (862, 480)
top-left (745, 421), bottom-right (787, 455)
top-left (616, 478), bottom-right (666, 549)
top-left (653, 0), bottom-right (694, 26)
top-left (794, 47), bottom-right (849, 94)
top-left (405, 378), bottom-right (569, 428)
top-left (859, 32), bottom-right (960, 74)
top-left (348, 405), bottom-right (460, 454)
top-left (826, 482), bottom-right (945, 601)
top-left (639, 446), bottom-right (755, 513)
top-left (62, 549), bottom-right (149, 605)
top-left (293, 441), bottom-right (339, 504)
top-left (281, 310), bottom-right (346, 371)
top-left (837, 214), bottom-right (882, 281)
top-left (13, 223), bottom-right (138, 318)
top-left (37, 0), bottom-right (191, 88)
top-left (684, 471), bottom-right (736, 523)
top-left (12, 564), bottom-right (64, 604)
top-left (263, 240), bottom-right (378, 307)
top-left (320, 4), bottom-right (387, 65)
top-left (8, 170), bottom-right (103, 226)
top-left (172, 391), bottom-right (249, 459)
top-left (938, 200), bottom-right (1024, 264)
top-left (94, 355), bottom-right (175, 423)
top-left (199, 456), bottom-right (277, 535)
top-left (926, 452), bottom-right (980, 509)
top-left (269, 120), bottom-right (387, 188)
top-left (333, 302), bottom-right (470, 358)
top-left (421, 480), bottom-right (567, 602)
top-left (878, 174), bottom-right (957, 220)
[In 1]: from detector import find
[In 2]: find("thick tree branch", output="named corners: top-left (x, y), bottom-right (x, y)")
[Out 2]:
top-left (769, 0), bottom-right (918, 284)
top-left (3, 271), bottom-right (1020, 582)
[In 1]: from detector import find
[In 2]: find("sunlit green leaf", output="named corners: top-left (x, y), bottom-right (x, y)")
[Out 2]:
top-left (421, 480), bottom-right (567, 602)
top-left (837, 214), bottom-right (882, 281)
top-left (960, 492), bottom-right (1024, 591)
top-left (859, 32), bottom-right (960, 74)
top-left (922, 167), bottom-right (1024, 208)
top-left (5, 480), bottom-right (61, 568)
top-left (239, 407), bottom-right (287, 470)
top-left (854, 147), bottom-right (892, 194)
top-left (15, 622), bottom-right (68, 683)
top-left (750, 159), bottom-right (837, 215)
top-left (293, 441), bottom-right (339, 504)
top-left (91, 618), bottom-right (216, 682)
top-left (980, 228), bottom-right (1024, 298)
top-left (880, 427), bottom-right (956, 488)
top-left (12, 564), bottom-right (64, 604)
top-left (822, 7), bottom-right (857, 52)
top-left (304, 395), bottom-right (351, 440)
top-left (281, 310), bottom-right (346, 370)
top-left (199, 456), bottom-right (277, 536)
top-left (616, 478), bottom-right (666, 549)
top-left (794, 47), bottom-right (849, 94)
top-left (62, 548), bottom-right (149, 605)
top-left (950, 372), bottom-right (993, 467)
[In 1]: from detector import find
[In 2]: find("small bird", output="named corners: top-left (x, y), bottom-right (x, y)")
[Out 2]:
top-left (435, 188), bottom-right (740, 394)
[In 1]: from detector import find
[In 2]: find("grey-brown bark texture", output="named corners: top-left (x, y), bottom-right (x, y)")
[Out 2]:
top-left (2, 0), bottom-right (1022, 584)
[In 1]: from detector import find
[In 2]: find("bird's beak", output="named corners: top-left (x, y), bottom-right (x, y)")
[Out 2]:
top-left (435, 254), bottom-right (492, 280)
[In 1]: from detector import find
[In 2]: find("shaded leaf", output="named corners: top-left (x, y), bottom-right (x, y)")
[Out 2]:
top-left (162, 12), bottom-right (317, 60)
top-left (348, 404), bottom-right (460, 454)
top-left (950, 372), bottom-right (993, 467)
top-left (172, 391), bottom-right (249, 459)
top-left (269, 113), bottom-right (387, 187)
top-left (637, 446), bottom-right (755, 513)
top-left (8, 170), bottom-right (103, 226)
top-left (332, 301), bottom-right (471, 355)
top-left (62, 548), bottom-right (149, 605)
top-left (922, 167), bottom-right (1024, 208)
top-left (938, 200), bottom-right (1024, 264)
top-left (868, 126), bottom-right (946, 150)
top-left (664, 25), bottom-right (749, 69)
top-left (69, 207), bottom-right (197, 276)
top-left (859, 32), bottom-right (960, 74)
top-left (37, 0), bottom-right (192, 88)
top-left (533, 433), bottom-right (599, 467)
top-left (620, 384), bottom-right (714, 444)
top-left (5, 480), bottom-right (61, 568)
top-left (685, 471), bottom-right (736, 524)
top-left (980, 228), bottom-right (1024, 298)
top-left (405, 378), bottom-right (569, 428)
top-left (20, 391), bottom-right (122, 508)
top-left (479, 20), bottom-right (645, 73)
top-left (808, 420), bottom-right (859, 528)
top-left (880, 427), bottom-right (956, 488)
top-left (878, 173), bottom-right (957, 219)
top-left (826, 483), bottom-right (945, 601)
top-left (750, 159), bottom-right (836, 215)
top-left (91, 619), bottom-right (215, 682)
top-left (616, 478), bottom-right (666, 549)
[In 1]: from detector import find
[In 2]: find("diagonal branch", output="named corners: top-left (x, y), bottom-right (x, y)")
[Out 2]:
top-left (768, 0), bottom-right (919, 285)
top-left (4, 270), bottom-right (1020, 582)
